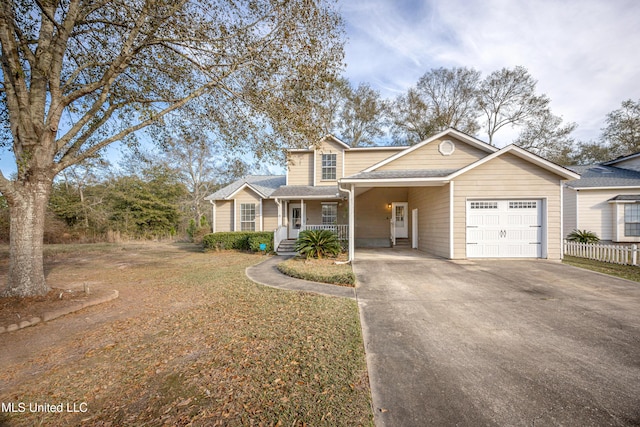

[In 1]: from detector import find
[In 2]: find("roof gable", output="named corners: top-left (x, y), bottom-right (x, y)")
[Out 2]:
top-left (451, 145), bottom-right (580, 180)
top-left (364, 128), bottom-right (497, 172)
top-left (205, 175), bottom-right (285, 201)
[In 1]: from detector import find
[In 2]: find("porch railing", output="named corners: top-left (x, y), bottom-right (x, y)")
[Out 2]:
top-left (564, 240), bottom-right (638, 266)
top-left (274, 225), bottom-right (288, 251)
top-left (300, 224), bottom-right (349, 241)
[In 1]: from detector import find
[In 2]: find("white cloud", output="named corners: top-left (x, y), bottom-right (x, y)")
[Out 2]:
top-left (340, 0), bottom-right (640, 144)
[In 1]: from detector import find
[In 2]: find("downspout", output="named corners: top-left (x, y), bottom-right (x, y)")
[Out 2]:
top-left (337, 182), bottom-right (354, 264)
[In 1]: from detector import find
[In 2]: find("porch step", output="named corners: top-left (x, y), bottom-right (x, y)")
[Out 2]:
top-left (394, 238), bottom-right (411, 248)
top-left (277, 239), bottom-right (298, 254)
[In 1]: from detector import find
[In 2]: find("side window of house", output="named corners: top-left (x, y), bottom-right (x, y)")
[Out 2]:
top-left (625, 204), bottom-right (640, 236)
top-left (322, 203), bottom-right (337, 225)
top-left (321, 153), bottom-right (337, 180)
top-left (240, 203), bottom-right (256, 231)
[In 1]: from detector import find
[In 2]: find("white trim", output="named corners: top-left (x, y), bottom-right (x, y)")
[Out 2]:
top-left (608, 199), bottom-right (640, 204)
top-left (569, 185), bottom-right (640, 191)
top-left (233, 199), bottom-right (237, 231)
top-left (349, 185), bottom-right (355, 260)
top-left (313, 150), bottom-right (317, 186)
top-left (560, 180), bottom-right (564, 259)
top-left (412, 208), bottom-right (418, 249)
top-left (342, 150), bottom-right (345, 180)
top-left (259, 199), bottom-right (263, 232)
top-left (450, 181), bottom-right (455, 259)
top-left (363, 128), bottom-right (497, 173)
top-left (576, 190), bottom-right (580, 231)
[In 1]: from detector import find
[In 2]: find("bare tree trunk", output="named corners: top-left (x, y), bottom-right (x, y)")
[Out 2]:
top-left (3, 179), bottom-right (52, 297)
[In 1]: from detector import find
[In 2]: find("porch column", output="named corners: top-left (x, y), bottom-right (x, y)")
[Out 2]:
top-left (276, 198), bottom-right (282, 227)
top-left (349, 184), bottom-right (355, 261)
top-left (300, 199), bottom-right (305, 230)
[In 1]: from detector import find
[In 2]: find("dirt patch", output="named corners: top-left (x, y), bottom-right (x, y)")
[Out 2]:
top-left (0, 285), bottom-right (113, 327)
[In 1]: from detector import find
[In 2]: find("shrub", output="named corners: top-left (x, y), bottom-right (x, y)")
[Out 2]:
top-left (248, 233), bottom-right (274, 253)
top-left (294, 229), bottom-right (341, 259)
top-left (203, 231), bottom-right (273, 252)
top-left (566, 229), bottom-right (600, 244)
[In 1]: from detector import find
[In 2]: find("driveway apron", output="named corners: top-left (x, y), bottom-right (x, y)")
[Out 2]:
top-left (353, 249), bottom-right (640, 426)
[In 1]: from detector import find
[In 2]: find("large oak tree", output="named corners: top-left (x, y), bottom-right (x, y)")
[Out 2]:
top-left (0, 0), bottom-right (344, 297)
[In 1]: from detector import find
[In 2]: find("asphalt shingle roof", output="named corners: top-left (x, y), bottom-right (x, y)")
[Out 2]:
top-left (345, 169), bottom-right (459, 180)
top-left (608, 194), bottom-right (640, 201)
top-left (565, 165), bottom-right (640, 188)
top-left (270, 185), bottom-right (347, 199)
top-left (205, 175), bottom-right (285, 200)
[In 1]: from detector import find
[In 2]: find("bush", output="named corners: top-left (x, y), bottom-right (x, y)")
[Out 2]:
top-left (248, 233), bottom-right (274, 253)
top-left (203, 231), bottom-right (273, 252)
top-left (566, 229), bottom-right (600, 244)
top-left (294, 229), bottom-right (341, 259)
top-left (277, 258), bottom-right (355, 286)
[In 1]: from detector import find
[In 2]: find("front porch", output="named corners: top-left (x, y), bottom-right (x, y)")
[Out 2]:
top-left (272, 186), bottom-right (425, 255)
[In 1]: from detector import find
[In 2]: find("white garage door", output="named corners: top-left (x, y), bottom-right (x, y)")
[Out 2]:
top-left (466, 200), bottom-right (543, 258)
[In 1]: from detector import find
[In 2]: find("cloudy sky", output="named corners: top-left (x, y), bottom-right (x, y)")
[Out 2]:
top-left (338, 0), bottom-right (640, 146)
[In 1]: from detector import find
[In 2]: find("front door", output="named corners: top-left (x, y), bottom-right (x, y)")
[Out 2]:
top-left (392, 202), bottom-right (409, 239)
top-left (288, 203), bottom-right (302, 239)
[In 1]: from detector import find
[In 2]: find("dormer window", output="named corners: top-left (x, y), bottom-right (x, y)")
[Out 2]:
top-left (321, 153), bottom-right (337, 180)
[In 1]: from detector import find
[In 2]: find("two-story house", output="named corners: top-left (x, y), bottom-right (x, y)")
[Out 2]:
top-left (205, 128), bottom-right (579, 260)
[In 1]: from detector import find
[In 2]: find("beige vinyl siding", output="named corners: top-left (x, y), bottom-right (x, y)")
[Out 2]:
top-left (452, 153), bottom-right (564, 260)
top-left (214, 200), bottom-right (234, 232)
top-left (378, 136), bottom-right (487, 171)
top-left (262, 199), bottom-right (279, 232)
top-left (287, 152), bottom-right (313, 185)
top-left (575, 189), bottom-right (640, 241)
top-left (563, 186), bottom-right (577, 238)
top-left (234, 188), bottom-right (262, 231)
top-left (344, 149), bottom-right (403, 176)
top-left (315, 138), bottom-right (345, 185)
top-left (355, 188), bottom-right (408, 240)
top-left (408, 185), bottom-right (450, 258)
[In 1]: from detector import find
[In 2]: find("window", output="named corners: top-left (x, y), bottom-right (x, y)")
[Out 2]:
top-left (321, 153), bottom-right (337, 180)
top-left (625, 204), bottom-right (640, 236)
top-left (322, 203), bottom-right (337, 225)
top-left (509, 201), bottom-right (537, 209)
top-left (240, 203), bottom-right (256, 231)
top-left (470, 201), bottom-right (498, 209)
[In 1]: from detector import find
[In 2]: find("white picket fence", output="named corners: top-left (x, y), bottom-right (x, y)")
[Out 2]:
top-left (564, 240), bottom-right (638, 266)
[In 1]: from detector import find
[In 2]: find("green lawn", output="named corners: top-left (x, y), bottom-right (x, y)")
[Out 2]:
top-left (0, 244), bottom-right (372, 426)
top-left (563, 255), bottom-right (640, 282)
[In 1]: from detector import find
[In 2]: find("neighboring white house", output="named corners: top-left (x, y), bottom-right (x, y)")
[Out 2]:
top-left (564, 152), bottom-right (640, 242)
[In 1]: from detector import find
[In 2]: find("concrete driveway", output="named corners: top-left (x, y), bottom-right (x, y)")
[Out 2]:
top-left (353, 249), bottom-right (640, 426)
